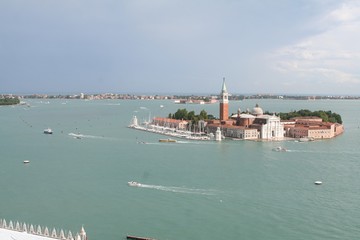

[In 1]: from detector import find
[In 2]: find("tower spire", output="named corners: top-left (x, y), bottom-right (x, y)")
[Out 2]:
top-left (221, 77), bottom-right (227, 93)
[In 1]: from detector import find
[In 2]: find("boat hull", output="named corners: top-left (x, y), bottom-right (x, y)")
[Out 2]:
top-left (159, 139), bottom-right (176, 143)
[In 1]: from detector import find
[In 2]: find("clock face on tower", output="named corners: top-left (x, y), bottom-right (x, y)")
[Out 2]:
top-left (221, 91), bottom-right (228, 103)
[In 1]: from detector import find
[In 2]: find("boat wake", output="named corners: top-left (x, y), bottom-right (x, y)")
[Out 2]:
top-left (105, 103), bottom-right (121, 106)
top-left (68, 133), bottom-right (110, 140)
top-left (136, 184), bottom-right (217, 196)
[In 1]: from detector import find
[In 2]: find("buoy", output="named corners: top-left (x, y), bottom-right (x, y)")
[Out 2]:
top-left (314, 181), bottom-right (322, 185)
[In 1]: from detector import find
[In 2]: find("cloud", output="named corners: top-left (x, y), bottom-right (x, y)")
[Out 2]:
top-left (326, 1), bottom-right (360, 23)
top-left (269, 1), bottom-right (360, 90)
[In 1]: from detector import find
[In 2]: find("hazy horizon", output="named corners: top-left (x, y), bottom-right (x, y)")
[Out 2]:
top-left (3, 90), bottom-right (359, 97)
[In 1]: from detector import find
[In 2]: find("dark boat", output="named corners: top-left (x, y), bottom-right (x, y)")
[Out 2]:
top-left (43, 128), bottom-right (53, 134)
top-left (159, 138), bottom-right (176, 143)
top-left (126, 235), bottom-right (156, 240)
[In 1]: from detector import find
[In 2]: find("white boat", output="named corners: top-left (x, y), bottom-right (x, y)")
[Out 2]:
top-left (272, 146), bottom-right (288, 152)
top-left (128, 181), bottom-right (142, 187)
top-left (299, 137), bottom-right (315, 142)
top-left (23, 160), bottom-right (30, 164)
top-left (43, 128), bottom-right (53, 134)
top-left (314, 181), bottom-right (322, 185)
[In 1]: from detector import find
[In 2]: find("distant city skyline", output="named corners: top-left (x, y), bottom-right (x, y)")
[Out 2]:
top-left (1, 1), bottom-right (359, 95)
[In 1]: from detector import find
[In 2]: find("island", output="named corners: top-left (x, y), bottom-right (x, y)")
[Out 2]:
top-left (129, 79), bottom-right (344, 141)
top-left (0, 96), bottom-right (20, 105)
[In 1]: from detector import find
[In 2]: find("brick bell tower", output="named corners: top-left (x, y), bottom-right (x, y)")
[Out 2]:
top-left (220, 77), bottom-right (229, 121)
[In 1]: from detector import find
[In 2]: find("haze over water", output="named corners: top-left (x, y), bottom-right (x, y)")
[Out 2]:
top-left (1, 99), bottom-right (359, 240)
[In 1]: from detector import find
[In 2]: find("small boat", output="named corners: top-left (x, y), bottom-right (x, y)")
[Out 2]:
top-left (272, 146), bottom-right (288, 152)
top-left (126, 235), bottom-right (155, 240)
top-left (159, 138), bottom-right (177, 143)
top-left (128, 181), bottom-right (142, 187)
top-left (43, 128), bottom-right (53, 134)
top-left (299, 137), bottom-right (315, 142)
top-left (23, 160), bottom-right (30, 164)
top-left (314, 181), bottom-right (322, 185)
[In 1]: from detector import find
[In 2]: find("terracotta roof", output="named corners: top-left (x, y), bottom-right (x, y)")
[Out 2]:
top-left (153, 117), bottom-right (188, 123)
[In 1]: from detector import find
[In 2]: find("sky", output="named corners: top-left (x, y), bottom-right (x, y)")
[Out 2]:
top-left (1, 0), bottom-right (359, 95)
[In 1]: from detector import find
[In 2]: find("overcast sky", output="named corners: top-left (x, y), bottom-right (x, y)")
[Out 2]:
top-left (1, 0), bottom-right (359, 95)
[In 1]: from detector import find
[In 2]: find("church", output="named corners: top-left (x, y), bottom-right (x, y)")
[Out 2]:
top-left (206, 79), bottom-right (285, 140)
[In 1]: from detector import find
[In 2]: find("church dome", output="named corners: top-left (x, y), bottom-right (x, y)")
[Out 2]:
top-left (252, 104), bottom-right (263, 116)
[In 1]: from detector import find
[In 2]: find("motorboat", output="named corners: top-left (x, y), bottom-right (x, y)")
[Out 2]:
top-left (314, 181), bottom-right (322, 185)
top-left (43, 128), bottom-right (53, 134)
top-left (23, 160), bottom-right (30, 164)
top-left (159, 138), bottom-right (177, 143)
top-left (299, 137), bottom-right (315, 142)
top-left (272, 146), bottom-right (288, 152)
top-left (128, 181), bottom-right (142, 187)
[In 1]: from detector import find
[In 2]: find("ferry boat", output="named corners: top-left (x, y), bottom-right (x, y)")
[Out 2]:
top-left (159, 138), bottom-right (177, 143)
top-left (43, 128), bottom-right (53, 134)
top-left (128, 181), bottom-right (142, 187)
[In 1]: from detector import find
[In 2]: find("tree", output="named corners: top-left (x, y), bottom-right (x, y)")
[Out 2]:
top-left (277, 109), bottom-right (342, 124)
top-left (174, 109), bottom-right (188, 120)
top-left (199, 110), bottom-right (208, 120)
top-left (0, 97), bottom-right (20, 105)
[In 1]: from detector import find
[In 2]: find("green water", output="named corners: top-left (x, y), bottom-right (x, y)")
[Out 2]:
top-left (1, 99), bottom-right (360, 240)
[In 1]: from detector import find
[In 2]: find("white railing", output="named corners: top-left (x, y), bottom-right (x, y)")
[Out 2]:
top-left (0, 218), bottom-right (85, 240)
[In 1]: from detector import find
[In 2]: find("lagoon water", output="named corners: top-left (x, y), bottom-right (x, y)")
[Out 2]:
top-left (1, 99), bottom-right (360, 240)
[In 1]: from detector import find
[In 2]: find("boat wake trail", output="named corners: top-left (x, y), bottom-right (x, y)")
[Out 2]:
top-left (137, 184), bottom-right (217, 195)
top-left (68, 133), bottom-right (111, 140)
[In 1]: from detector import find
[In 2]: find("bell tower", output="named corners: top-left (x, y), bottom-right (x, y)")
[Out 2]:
top-left (220, 77), bottom-right (229, 121)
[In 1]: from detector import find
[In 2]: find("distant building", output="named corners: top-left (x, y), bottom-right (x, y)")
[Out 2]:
top-left (283, 117), bottom-right (344, 139)
top-left (251, 114), bottom-right (284, 139)
top-left (145, 79), bottom-right (344, 141)
top-left (207, 79), bottom-right (284, 140)
top-left (152, 117), bottom-right (189, 130)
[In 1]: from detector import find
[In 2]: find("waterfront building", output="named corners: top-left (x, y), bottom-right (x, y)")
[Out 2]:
top-left (206, 80), bottom-right (284, 140)
top-left (129, 79), bottom-right (343, 141)
top-left (251, 114), bottom-right (284, 140)
top-left (283, 117), bottom-right (344, 139)
top-left (152, 117), bottom-right (189, 130)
